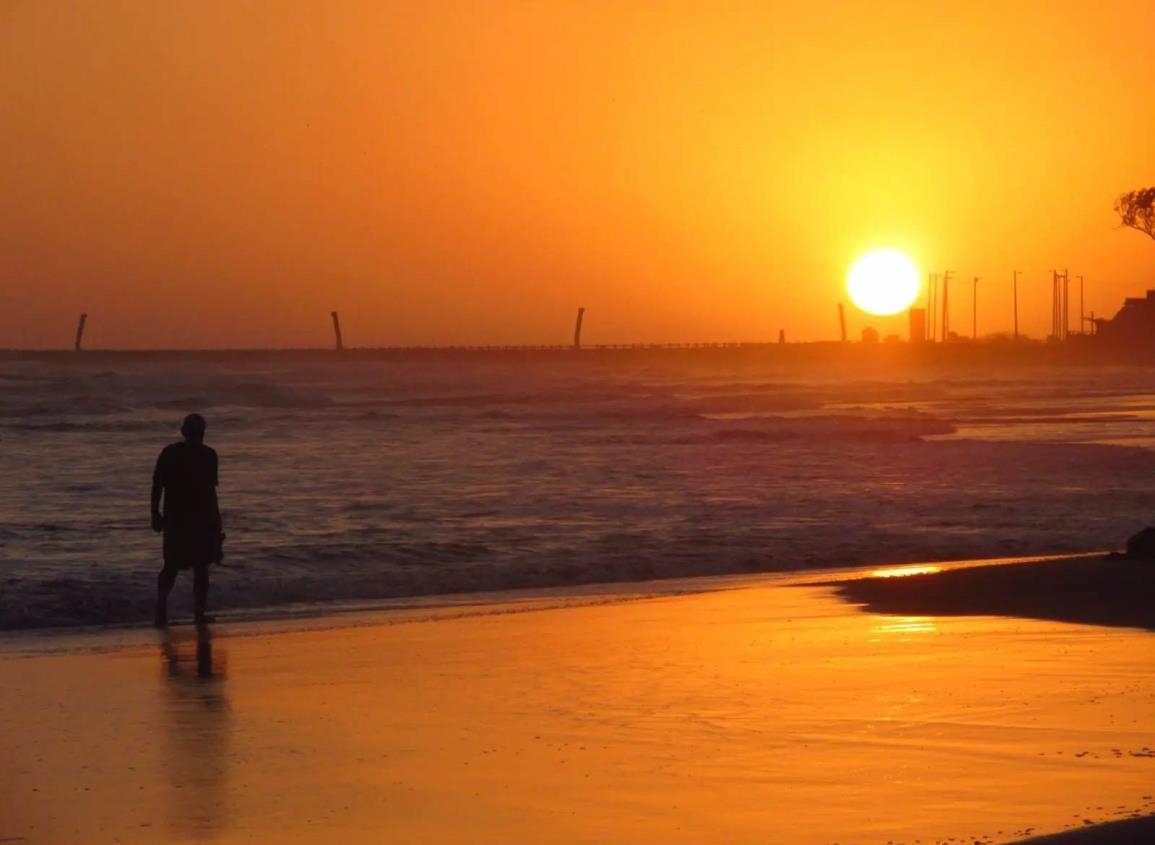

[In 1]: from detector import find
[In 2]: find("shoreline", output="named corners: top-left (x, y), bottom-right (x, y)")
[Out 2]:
top-left (825, 552), bottom-right (1155, 632)
top-left (0, 552), bottom-right (1103, 649)
top-left (1018, 816), bottom-right (1155, 843)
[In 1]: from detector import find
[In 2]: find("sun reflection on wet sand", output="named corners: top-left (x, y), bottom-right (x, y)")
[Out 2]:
top-left (870, 564), bottom-right (943, 578)
top-left (870, 616), bottom-right (938, 642)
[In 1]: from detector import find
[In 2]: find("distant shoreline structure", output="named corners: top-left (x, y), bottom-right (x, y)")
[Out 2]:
top-left (2, 336), bottom-right (1153, 365)
top-left (11, 287), bottom-right (1155, 364)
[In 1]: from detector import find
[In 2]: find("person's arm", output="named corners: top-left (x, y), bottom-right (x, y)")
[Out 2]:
top-left (209, 449), bottom-right (222, 528)
top-left (210, 449), bottom-right (224, 562)
top-left (151, 453), bottom-right (165, 533)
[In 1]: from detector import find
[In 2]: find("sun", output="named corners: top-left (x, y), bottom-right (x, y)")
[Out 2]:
top-left (847, 249), bottom-right (920, 316)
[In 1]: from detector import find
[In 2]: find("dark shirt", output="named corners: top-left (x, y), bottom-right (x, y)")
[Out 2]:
top-left (154, 441), bottom-right (221, 536)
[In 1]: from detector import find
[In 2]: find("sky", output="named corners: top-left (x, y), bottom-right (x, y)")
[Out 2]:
top-left (2, 0), bottom-right (1154, 349)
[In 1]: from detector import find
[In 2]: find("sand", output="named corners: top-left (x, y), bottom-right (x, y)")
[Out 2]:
top-left (1, 562), bottom-right (1153, 845)
top-left (827, 554), bottom-right (1155, 633)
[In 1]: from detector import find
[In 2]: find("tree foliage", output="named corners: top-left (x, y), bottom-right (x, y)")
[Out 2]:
top-left (1116, 187), bottom-right (1155, 241)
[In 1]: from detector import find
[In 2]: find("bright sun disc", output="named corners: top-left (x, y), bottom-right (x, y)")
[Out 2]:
top-left (847, 249), bottom-right (920, 316)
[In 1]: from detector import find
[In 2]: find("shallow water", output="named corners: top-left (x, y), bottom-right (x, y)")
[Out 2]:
top-left (4, 356), bottom-right (1155, 629)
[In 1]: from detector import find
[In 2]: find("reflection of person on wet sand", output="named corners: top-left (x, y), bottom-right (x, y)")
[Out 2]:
top-left (152, 414), bottom-right (223, 627)
top-left (160, 627), bottom-right (229, 839)
top-left (163, 625), bottom-right (225, 681)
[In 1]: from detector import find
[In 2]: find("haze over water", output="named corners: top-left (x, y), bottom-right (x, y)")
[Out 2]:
top-left (5, 356), bottom-right (1155, 629)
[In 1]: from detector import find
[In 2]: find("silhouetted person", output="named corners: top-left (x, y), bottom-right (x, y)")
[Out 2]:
top-left (152, 414), bottom-right (223, 626)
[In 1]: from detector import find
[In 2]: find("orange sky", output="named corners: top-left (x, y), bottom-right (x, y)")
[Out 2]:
top-left (2, 1), bottom-right (1154, 349)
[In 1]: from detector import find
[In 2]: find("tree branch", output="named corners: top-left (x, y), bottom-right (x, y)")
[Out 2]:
top-left (1116, 187), bottom-right (1155, 241)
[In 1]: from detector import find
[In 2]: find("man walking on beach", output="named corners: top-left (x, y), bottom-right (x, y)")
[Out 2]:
top-left (152, 414), bottom-right (223, 627)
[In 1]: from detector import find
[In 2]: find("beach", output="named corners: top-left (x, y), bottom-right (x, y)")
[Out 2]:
top-left (2, 556), bottom-right (1152, 845)
top-left (8, 1), bottom-right (1155, 841)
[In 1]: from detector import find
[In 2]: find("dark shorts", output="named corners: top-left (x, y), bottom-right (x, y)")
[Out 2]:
top-left (163, 529), bottom-right (221, 571)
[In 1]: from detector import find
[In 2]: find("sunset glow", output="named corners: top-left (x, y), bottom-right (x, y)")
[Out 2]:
top-left (2, 2), bottom-right (1155, 348)
top-left (6, 5), bottom-right (1155, 843)
top-left (847, 250), bottom-right (921, 316)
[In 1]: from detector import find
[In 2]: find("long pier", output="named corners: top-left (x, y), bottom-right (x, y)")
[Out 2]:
top-left (0, 334), bottom-right (1145, 365)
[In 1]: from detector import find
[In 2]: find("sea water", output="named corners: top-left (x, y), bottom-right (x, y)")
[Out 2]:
top-left (4, 355), bottom-right (1155, 628)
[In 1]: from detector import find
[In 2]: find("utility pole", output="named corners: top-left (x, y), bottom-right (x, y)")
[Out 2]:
top-left (941, 271), bottom-right (953, 340)
top-left (1061, 269), bottom-right (1069, 340)
top-left (926, 272), bottom-right (933, 342)
top-left (573, 307), bottom-right (585, 349)
top-left (1012, 271), bottom-right (1020, 340)
top-left (1051, 269), bottom-right (1068, 341)
top-left (929, 273), bottom-right (938, 342)
top-left (972, 277), bottom-right (979, 340)
top-left (1050, 270), bottom-right (1055, 339)
top-left (1078, 275), bottom-right (1084, 336)
top-left (330, 311), bottom-right (344, 351)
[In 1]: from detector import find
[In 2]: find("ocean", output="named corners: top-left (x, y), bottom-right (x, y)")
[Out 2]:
top-left (4, 353), bottom-right (1155, 630)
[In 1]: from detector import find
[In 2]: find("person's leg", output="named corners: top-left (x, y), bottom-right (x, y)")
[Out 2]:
top-left (193, 563), bottom-right (210, 624)
top-left (155, 565), bottom-right (178, 627)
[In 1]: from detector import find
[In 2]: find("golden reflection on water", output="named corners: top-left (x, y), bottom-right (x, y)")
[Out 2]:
top-left (160, 627), bottom-right (230, 840)
top-left (870, 565), bottom-right (942, 578)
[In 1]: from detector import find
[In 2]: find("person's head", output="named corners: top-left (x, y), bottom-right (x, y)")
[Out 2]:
top-left (181, 413), bottom-right (207, 443)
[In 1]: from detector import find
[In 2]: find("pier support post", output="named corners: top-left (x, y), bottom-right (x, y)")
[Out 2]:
top-left (573, 307), bottom-right (585, 349)
top-left (74, 313), bottom-right (87, 352)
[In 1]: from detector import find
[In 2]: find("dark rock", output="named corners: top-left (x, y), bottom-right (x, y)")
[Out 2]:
top-left (1125, 526), bottom-right (1155, 560)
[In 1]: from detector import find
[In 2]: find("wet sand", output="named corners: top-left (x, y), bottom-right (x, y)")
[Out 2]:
top-left (827, 554), bottom-right (1155, 632)
top-left (1, 565), bottom-right (1153, 845)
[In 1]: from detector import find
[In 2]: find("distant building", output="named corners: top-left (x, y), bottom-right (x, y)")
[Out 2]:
top-left (861, 326), bottom-right (879, 344)
top-left (1094, 290), bottom-right (1155, 348)
top-left (908, 308), bottom-right (926, 343)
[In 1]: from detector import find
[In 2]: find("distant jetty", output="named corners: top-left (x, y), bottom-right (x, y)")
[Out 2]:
top-left (3, 338), bottom-right (1154, 366)
top-left (6, 288), bottom-right (1155, 365)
